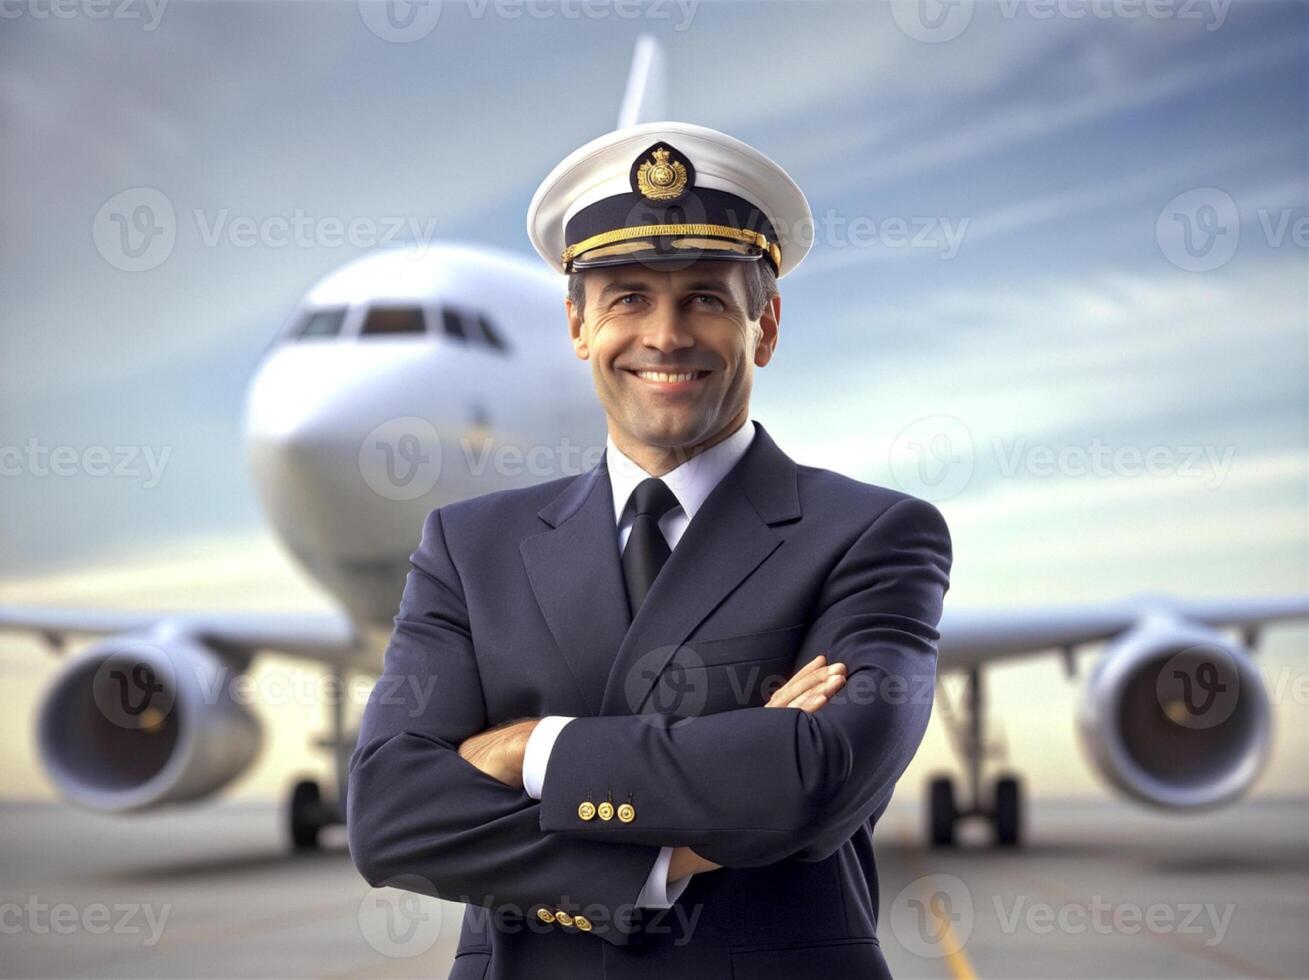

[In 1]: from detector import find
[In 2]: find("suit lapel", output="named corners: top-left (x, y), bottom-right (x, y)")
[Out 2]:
top-left (520, 458), bottom-right (632, 715)
top-left (520, 420), bottom-right (803, 718)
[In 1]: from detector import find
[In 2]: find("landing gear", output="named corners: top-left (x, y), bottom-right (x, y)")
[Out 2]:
top-left (926, 772), bottom-right (1024, 848)
top-left (927, 668), bottom-right (1026, 847)
top-left (929, 776), bottom-right (957, 847)
top-left (285, 667), bottom-right (353, 851)
top-left (289, 779), bottom-right (334, 850)
top-left (994, 774), bottom-right (1022, 846)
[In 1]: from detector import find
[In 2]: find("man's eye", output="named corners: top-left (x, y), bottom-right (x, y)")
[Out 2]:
top-left (690, 294), bottom-right (725, 309)
top-left (617, 294), bottom-right (645, 306)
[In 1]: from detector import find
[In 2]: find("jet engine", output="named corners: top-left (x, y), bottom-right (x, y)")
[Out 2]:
top-left (1077, 614), bottom-right (1272, 809)
top-left (36, 632), bottom-right (262, 812)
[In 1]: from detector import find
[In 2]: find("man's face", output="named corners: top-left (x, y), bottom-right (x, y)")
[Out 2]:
top-left (565, 259), bottom-right (779, 456)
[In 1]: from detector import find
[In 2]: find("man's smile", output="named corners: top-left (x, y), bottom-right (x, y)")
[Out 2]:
top-left (623, 368), bottom-right (713, 391)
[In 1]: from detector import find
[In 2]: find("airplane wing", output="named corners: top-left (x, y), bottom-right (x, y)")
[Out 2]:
top-left (7, 592), bottom-right (1306, 669)
top-left (0, 606), bottom-right (362, 662)
top-left (938, 593), bottom-right (1309, 668)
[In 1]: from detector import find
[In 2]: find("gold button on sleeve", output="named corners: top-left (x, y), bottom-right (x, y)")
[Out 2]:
top-left (536, 907), bottom-right (556, 924)
top-left (574, 914), bottom-right (592, 932)
top-left (555, 910), bottom-right (574, 927)
top-left (616, 803), bottom-right (635, 823)
top-left (577, 801), bottom-right (596, 821)
top-left (597, 801), bottom-right (614, 821)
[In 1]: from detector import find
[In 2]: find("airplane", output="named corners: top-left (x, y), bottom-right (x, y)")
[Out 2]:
top-left (3, 36), bottom-right (1306, 852)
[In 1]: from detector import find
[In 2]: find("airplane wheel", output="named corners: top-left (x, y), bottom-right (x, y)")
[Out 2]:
top-left (993, 774), bottom-right (1022, 847)
top-left (928, 776), bottom-right (957, 847)
top-left (289, 779), bottom-right (324, 851)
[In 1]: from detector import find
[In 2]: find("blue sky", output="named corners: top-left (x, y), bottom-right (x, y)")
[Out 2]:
top-left (1, 0), bottom-right (1305, 596)
top-left (1, 0), bottom-right (1306, 799)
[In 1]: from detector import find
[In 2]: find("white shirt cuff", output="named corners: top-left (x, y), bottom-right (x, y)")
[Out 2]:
top-left (522, 715), bottom-right (574, 800)
top-left (635, 846), bottom-right (694, 909)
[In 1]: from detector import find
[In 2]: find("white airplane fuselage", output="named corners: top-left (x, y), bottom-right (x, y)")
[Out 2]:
top-left (242, 242), bottom-right (607, 660)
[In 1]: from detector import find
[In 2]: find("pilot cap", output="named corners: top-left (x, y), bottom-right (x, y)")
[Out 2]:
top-left (526, 120), bottom-right (812, 279)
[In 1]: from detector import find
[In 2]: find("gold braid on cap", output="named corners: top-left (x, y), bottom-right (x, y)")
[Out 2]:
top-left (563, 224), bottom-right (781, 270)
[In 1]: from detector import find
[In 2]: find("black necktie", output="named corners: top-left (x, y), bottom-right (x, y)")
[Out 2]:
top-left (621, 477), bottom-right (680, 617)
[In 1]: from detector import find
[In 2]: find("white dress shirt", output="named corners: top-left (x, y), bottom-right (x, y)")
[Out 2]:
top-left (521, 415), bottom-right (757, 908)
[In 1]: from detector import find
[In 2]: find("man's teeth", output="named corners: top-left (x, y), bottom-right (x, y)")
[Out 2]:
top-left (635, 370), bottom-right (702, 383)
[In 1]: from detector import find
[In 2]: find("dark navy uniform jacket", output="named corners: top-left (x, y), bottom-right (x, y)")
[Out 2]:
top-left (347, 419), bottom-right (952, 979)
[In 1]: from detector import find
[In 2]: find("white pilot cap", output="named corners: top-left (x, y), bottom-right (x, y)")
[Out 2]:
top-left (526, 120), bottom-right (813, 279)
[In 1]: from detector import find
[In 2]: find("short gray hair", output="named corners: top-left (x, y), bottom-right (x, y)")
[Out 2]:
top-left (568, 259), bottom-right (778, 325)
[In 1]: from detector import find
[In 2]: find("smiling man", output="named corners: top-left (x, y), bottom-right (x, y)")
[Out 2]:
top-left (347, 121), bottom-right (953, 980)
top-left (570, 259), bottom-right (766, 471)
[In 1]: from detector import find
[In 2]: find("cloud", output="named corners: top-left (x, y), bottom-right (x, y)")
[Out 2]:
top-left (813, 29), bottom-right (1303, 197)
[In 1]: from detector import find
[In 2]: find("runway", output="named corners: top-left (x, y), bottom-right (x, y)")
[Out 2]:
top-left (2, 797), bottom-right (1304, 978)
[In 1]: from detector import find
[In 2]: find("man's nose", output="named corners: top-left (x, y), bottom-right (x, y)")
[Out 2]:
top-left (640, 301), bottom-right (695, 350)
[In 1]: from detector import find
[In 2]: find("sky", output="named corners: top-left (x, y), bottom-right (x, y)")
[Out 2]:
top-left (0, 0), bottom-right (1306, 802)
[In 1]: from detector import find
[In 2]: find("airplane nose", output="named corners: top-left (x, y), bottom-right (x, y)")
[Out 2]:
top-left (244, 339), bottom-right (452, 463)
top-left (242, 344), bottom-right (446, 561)
top-left (243, 344), bottom-right (369, 449)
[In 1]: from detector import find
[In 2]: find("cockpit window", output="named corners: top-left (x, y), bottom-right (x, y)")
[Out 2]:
top-left (361, 306), bottom-right (427, 336)
top-left (478, 314), bottom-right (506, 351)
top-left (297, 308), bottom-right (347, 339)
top-left (440, 308), bottom-right (467, 340)
top-left (439, 306), bottom-right (509, 353)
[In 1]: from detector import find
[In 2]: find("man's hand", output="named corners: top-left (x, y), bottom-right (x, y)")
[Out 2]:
top-left (458, 659), bottom-right (847, 884)
top-left (668, 844), bottom-right (721, 881)
top-left (457, 717), bottom-right (540, 788)
top-left (669, 654), bottom-right (847, 884)
top-left (765, 653), bottom-right (846, 710)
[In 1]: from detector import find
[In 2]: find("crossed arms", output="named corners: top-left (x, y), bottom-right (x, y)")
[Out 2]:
top-left (455, 650), bottom-right (851, 886)
top-left (346, 495), bottom-right (951, 946)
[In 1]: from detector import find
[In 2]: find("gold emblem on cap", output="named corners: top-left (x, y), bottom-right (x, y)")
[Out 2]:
top-left (636, 146), bottom-right (688, 201)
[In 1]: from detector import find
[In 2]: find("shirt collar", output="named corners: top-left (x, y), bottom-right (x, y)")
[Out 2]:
top-left (607, 417), bottom-right (756, 526)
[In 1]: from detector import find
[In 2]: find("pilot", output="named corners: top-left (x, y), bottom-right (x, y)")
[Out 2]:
top-left (347, 121), bottom-right (952, 980)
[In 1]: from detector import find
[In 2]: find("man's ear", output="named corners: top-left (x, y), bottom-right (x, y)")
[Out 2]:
top-left (565, 296), bottom-right (589, 359)
top-left (754, 293), bottom-right (781, 368)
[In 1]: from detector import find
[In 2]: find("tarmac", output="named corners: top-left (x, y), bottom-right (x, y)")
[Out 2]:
top-left (1, 796), bottom-right (1304, 978)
